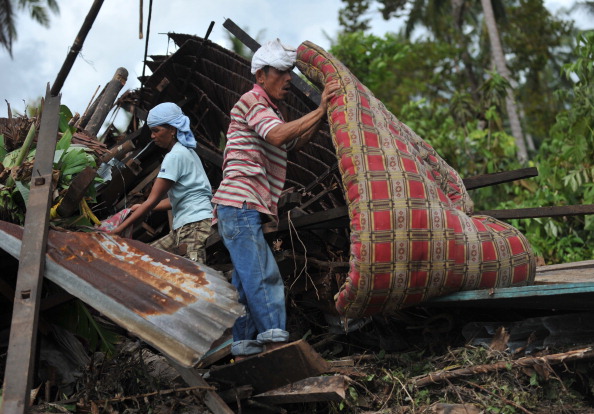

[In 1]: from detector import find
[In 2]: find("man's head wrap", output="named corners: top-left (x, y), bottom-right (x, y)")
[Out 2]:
top-left (250, 38), bottom-right (297, 75)
top-left (147, 102), bottom-right (197, 148)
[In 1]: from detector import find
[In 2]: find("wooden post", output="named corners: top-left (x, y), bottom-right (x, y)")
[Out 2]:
top-left (50, 0), bottom-right (105, 97)
top-left (85, 67), bottom-right (129, 137)
top-left (1, 86), bottom-right (61, 413)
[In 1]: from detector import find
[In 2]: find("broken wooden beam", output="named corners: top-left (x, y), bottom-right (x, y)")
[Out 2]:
top-left (99, 135), bottom-right (137, 164)
top-left (56, 166), bottom-right (97, 218)
top-left (218, 385), bottom-right (253, 404)
top-left (209, 340), bottom-right (331, 394)
top-left (252, 375), bottom-right (350, 405)
top-left (272, 206), bottom-right (349, 233)
top-left (85, 67), bottom-right (129, 137)
top-left (168, 359), bottom-right (235, 414)
top-left (462, 167), bottom-right (538, 190)
top-left (475, 204), bottom-right (594, 220)
top-left (1, 86), bottom-right (61, 414)
top-left (413, 347), bottom-right (594, 387)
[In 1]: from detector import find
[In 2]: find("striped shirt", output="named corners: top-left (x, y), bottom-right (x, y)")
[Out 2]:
top-left (212, 84), bottom-right (297, 219)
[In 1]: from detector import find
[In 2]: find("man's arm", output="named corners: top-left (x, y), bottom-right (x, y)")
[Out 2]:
top-left (265, 79), bottom-right (340, 148)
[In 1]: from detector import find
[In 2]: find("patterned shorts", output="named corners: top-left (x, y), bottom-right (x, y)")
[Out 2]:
top-left (150, 219), bottom-right (212, 263)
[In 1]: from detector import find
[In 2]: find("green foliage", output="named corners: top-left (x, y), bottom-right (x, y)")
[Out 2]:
top-left (0, 104), bottom-right (101, 225)
top-left (0, 185), bottom-right (25, 223)
top-left (327, 344), bottom-right (590, 413)
top-left (330, 32), bottom-right (460, 114)
top-left (48, 299), bottom-right (120, 356)
top-left (0, 134), bottom-right (7, 160)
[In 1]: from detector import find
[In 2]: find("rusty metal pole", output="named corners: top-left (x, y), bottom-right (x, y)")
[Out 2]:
top-left (50, 0), bottom-right (105, 97)
top-left (1, 86), bottom-right (61, 414)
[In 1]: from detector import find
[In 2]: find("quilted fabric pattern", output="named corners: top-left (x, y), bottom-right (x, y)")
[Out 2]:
top-left (296, 41), bottom-right (536, 318)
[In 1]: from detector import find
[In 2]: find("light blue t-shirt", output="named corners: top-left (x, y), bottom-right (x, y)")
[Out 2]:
top-left (158, 142), bottom-right (213, 230)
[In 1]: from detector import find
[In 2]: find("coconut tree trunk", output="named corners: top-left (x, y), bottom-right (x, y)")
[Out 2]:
top-left (450, 0), bottom-right (481, 102)
top-left (480, 0), bottom-right (528, 163)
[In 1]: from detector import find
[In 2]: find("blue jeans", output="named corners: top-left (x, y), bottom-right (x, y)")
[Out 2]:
top-left (216, 204), bottom-right (289, 356)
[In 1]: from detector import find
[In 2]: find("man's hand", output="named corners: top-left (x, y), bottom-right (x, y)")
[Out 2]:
top-left (319, 79), bottom-right (341, 112)
top-left (266, 79), bottom-right (342, 148)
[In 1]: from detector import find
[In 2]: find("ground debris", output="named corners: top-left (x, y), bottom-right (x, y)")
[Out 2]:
top-left (11, 313), bottom-right (594, 414)
top-left (413, 346), bottom-right (594, 387)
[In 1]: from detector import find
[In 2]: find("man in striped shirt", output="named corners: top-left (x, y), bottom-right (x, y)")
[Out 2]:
top-left (212, 39), bottom-right (339, 359)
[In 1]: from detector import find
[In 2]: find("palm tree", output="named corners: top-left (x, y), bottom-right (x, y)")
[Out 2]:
top-left (0, 0), bottom-right (60, 57)
top-left (480, 0), bottom-right (528, 163)
top-left (344, 0), bottom-right (530, 162)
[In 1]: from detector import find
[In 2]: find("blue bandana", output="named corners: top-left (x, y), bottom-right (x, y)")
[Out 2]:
top-left (147, 102), bottom-right (197, 148)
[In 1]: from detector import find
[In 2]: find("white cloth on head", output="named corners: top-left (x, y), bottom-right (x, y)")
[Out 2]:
top-left (147, 102), bottom-right (197, 148)
top-left (250, 38), bottom-right (297, 75)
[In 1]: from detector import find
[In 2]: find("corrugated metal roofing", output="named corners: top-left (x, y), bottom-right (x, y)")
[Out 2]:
top-left (0, 220), bottom-right (243, 367)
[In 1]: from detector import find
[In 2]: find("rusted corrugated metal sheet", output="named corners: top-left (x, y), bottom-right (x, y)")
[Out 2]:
top-left (0, 220), bottom-right (242, 367)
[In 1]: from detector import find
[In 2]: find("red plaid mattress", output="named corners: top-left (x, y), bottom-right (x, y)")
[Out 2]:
top-left (296, 41), bottom-right (536, 318)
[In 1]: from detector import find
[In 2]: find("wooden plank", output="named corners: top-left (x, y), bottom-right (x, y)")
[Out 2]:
top-left (196, 337), bottom-right (232, 369)
top-left (209, 340), bottom-right (331, 394)
top-left (168, 359), bottom-right (235, 414)
top-left (424, 281), bottom-right (594, 310)
top-left (253, 375), bottom-right (349, 405)
top-left (218, 385), bottom-right (253, 404)
top-left (271, 206), bottom-right (349, 233)
top-left (1, 86), bottom-right (61, 414)
top-left (536, 260), bottom-right (594, 273)
top-left (535, 260), bottom-right (594, 284)
top-left (475, 204), bottom-right (594, 220)
top-left (463, 167), bottom-right (538, 190)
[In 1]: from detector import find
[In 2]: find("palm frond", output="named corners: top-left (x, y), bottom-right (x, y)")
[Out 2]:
top-left (46, 0), bottom-right (59, 14)
top-left (0, 0), bottom-right (16, 56)
top-left (29, 4), bottom-right (49, 27)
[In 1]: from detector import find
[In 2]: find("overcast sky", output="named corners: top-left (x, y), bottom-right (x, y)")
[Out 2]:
top-left (0, 0), bottom-right (590, 119)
